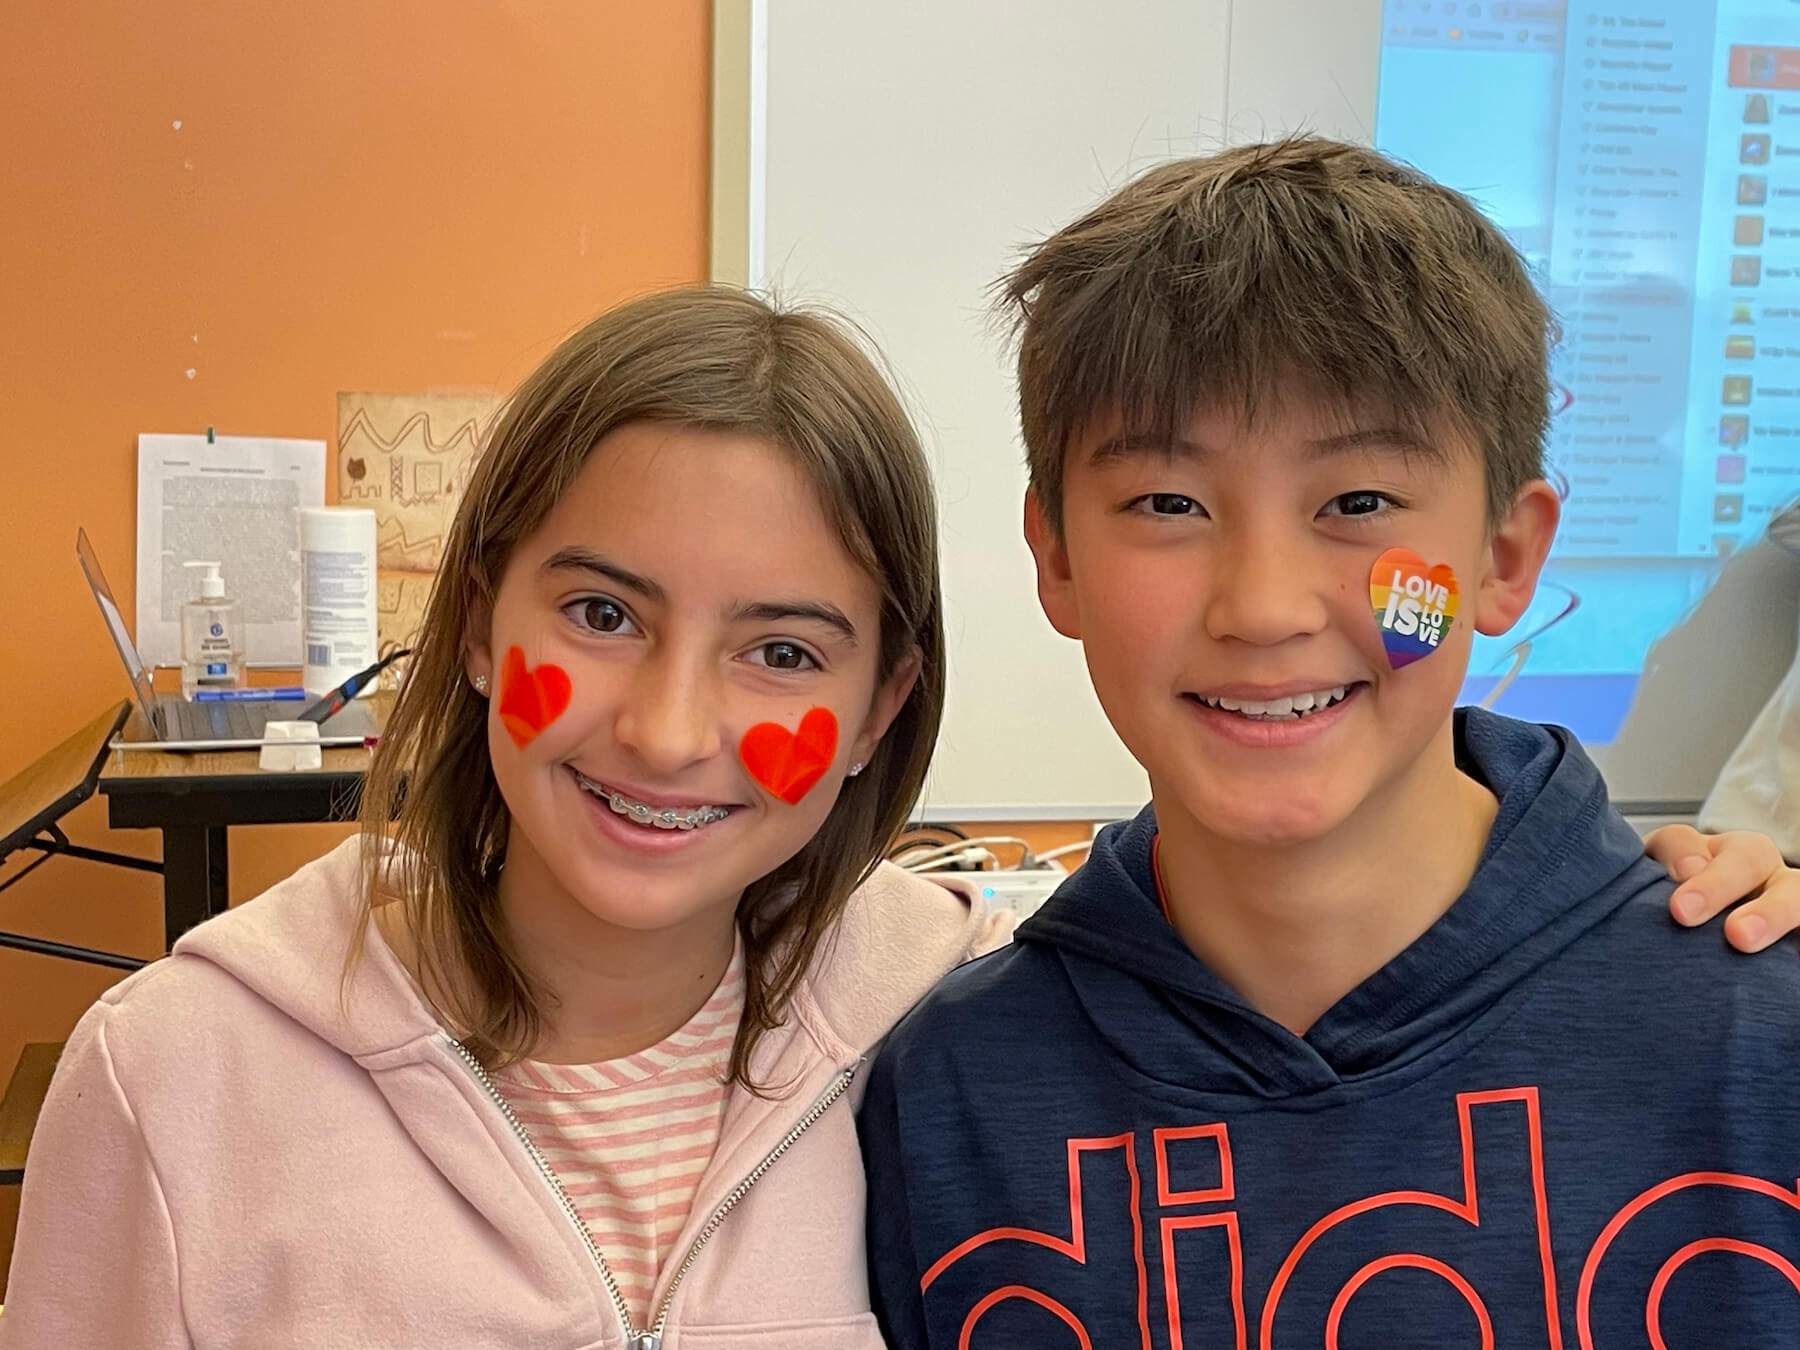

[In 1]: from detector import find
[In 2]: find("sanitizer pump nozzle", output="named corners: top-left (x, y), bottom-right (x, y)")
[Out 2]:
top-left (180, 559), bottom-right (245, 698)
top-left (186, 560), bottom-right (226, 600)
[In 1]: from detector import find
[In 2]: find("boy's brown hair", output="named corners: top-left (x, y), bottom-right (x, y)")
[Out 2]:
top-left (355, 286), bottom-right (944, 1091)
top-left (997, 136), bottom-right (1556, 528)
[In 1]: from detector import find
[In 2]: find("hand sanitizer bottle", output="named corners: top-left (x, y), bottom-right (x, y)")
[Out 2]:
top-left (180, 560), bottom-right (245, 698)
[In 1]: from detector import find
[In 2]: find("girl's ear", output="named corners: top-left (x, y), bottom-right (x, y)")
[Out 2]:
top-left (849, 645), bottom-right (923, 768)
top-left (464, 567), bottom-right (496, 693)
top-left (466, 643), bottom-right (494, 695)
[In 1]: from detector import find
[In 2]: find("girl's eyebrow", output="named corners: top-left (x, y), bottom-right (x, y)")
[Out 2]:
top-left (732, 600), bottom-right (859, 647)
top-left (544, 547), bottom-right (859, 645)
top-left (541, 547), bottom-right (665, 602)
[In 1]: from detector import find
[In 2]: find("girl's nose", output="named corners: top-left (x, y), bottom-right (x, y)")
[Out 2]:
top-left (613, 655), bottom-right (725, 775)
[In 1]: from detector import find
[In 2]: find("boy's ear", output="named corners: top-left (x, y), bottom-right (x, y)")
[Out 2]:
top-left (1473, 478), bottom-right (1562, 637)
top-left (1023, 490), bottom-right (1082, 640)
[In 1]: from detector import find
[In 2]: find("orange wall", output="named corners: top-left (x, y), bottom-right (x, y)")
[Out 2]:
top-left (0, 1), bottom-right (710, 1287)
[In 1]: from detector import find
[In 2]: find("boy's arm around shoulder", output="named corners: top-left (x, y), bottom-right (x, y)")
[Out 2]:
top-left (1, 999), bottom-right (190, 1350)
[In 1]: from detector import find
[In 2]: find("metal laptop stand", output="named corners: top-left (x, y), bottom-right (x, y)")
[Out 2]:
top-left (0, 702), bottom-right (156, 971)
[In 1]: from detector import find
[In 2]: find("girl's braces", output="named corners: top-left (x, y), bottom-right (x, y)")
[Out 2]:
top-left (602, 784), bottom-right (730, 830)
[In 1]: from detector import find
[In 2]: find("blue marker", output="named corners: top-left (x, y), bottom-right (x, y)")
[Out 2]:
top-left (193, 686), bottom-right (308, 702)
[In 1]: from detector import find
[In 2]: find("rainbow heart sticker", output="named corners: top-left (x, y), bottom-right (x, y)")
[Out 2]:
top-left (1370, 548), bottom-right (1459, 669)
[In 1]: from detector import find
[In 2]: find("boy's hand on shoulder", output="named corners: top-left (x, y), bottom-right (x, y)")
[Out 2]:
top-left (1649, 824), bottom-right (1799, 953)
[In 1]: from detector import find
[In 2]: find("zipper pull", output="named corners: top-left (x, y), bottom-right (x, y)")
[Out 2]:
top-left (628, 1336), bottom-right (661, 1350)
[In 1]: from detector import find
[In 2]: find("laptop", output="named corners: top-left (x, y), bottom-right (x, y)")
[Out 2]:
top-left (77, 528), bottom-right (379, 750)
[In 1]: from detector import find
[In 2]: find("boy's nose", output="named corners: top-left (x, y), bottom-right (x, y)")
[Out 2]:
top-left (613, 654), bottom-right (725, 775)
top-left (1205, 537), bottom-right (1331, 646)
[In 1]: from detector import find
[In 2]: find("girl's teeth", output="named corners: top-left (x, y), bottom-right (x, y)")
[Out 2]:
top-left (571, 770), bottom-right (729, 830)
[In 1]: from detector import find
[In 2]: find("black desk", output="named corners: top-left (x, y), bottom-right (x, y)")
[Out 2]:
top-left (96, 697), bottom-right (384, 948)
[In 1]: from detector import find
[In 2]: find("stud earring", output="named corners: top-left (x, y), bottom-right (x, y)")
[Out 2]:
top-left (473, 674), bottom-right (490, 696)
top-left (848, 761), bottom-right (865, 778)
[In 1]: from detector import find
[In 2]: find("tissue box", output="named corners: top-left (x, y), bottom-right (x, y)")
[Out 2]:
top-left (259, 720), bottom-right (322, 772)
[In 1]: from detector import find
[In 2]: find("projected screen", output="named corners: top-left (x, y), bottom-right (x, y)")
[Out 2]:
top-left (1377, 0), bottom-right (1800, 745)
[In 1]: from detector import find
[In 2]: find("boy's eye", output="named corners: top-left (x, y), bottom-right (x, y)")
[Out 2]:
top-left (1324, 491), bottom-right (1394, 518)
top-left (573, 597), bottom-right (635, 634)
top-left (750, 641), bottom-right (817, 672)
top-left (1134, 493), bottom-right (1203, 516)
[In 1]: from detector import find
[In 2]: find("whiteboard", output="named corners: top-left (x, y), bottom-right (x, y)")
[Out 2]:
top-left (745, 0), bottom-right (1796, 816)
top-left (751, 0), bottom-right (1382, 818)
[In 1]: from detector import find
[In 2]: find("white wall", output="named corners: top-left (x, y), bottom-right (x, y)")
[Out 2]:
top-left (759, 0), bottom-right (1383, 817)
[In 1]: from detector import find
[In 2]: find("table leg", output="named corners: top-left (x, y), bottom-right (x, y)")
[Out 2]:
top-left (161, 826), bottom-right (230, 950)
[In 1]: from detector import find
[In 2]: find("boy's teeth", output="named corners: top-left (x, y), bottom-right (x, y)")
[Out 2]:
top-left (1200, 686), bottom-right (1349, 719)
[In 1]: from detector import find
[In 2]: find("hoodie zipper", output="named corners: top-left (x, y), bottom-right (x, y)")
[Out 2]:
top-left (644, 1065), bottom-right (856, 1344)
top-left (447, 1033), bottom-right (855, 1350)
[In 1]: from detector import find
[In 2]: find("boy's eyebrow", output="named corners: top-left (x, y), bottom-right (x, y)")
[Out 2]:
top-left (731, 600), bottom-right (860, 646)
top-left (541, 548), bottom-right (667, 603)
top-left (1088, 426), bottom-right (1449, 468)
top-left (1303, 426), bottom-right (1447, 462)
top-left (1085, 431), bottom-right (1208, 466)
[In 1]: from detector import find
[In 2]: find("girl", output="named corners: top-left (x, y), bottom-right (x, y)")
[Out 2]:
top-left (3, 288), bottom-right (1794, 1350)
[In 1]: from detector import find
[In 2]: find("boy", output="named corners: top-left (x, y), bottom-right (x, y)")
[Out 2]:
top-left (859, 138), bottom-right (1800, 1346)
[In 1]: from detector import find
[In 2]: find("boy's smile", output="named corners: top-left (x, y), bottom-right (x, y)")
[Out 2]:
top-left (1027, 390), bottom-right (1559, 852)
top-left (1184, 678), bottom-right (1364, 750)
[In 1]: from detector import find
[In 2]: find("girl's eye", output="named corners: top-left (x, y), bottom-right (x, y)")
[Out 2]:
top-left (574, 597), bottom-right (634, 634)
top-left (1134, 493), bottom-right (1203, 516)
top-left (750, 641), bottom-right (817, 672)
top-left (1324, 490), bottom-right (1394, 518)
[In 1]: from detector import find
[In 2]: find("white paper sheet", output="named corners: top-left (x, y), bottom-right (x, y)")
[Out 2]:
top-left (136, 434), bottom-right (327, 667)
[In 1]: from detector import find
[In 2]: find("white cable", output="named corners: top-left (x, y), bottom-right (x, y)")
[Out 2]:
top-left (888, 841), bottom-right (966, 869)
top-left (1036, 840), bottom-right (1095, 865)
top-left (894, 836), bottom-right (1029, 867)
top-left (905, 849), bottom-right (999, 874)
top-left (893, 836), bottom-right (1037, 871)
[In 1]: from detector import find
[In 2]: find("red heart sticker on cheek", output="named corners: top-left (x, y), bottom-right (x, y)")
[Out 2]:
top-left (739, 707), bottom-right (839, 806)
top-left (496, 645), bottom-right (572, 748)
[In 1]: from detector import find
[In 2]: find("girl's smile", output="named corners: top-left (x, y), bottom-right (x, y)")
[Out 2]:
top-left (565, 765), bottom-right (743, 857)
top-left (570, 768), bottom-right (736, 831)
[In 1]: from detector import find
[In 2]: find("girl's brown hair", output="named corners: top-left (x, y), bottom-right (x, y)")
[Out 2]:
top-left (356, 286), bottom-right (944, 1088)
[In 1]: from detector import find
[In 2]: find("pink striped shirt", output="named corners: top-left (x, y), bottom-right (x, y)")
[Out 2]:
top-left (494, 944), bottom-right (746, 1325)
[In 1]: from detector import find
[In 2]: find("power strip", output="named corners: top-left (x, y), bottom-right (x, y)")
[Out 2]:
top-left (971, 868), bottom-right (1068, 921)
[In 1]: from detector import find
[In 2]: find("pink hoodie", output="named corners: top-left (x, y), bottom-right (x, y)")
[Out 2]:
top-left (0, 839), bottom-right (1012, 1349)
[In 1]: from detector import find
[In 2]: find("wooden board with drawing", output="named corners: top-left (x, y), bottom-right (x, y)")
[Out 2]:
top-left (335, 391), bottom-right (502, 655)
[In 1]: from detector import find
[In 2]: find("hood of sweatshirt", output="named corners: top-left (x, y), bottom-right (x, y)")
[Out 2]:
top-left (174, 836), bottom-right (1005, 1071)
top-left (1012, 706), bottom-right (1664, 1098)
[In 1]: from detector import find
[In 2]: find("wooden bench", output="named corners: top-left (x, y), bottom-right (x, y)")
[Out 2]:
top-left (0, 1042), bottom-right (64, 1186)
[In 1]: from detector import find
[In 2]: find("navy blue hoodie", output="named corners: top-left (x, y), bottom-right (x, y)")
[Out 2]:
top-left (859, 711), bottom-right (1800, 1348)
